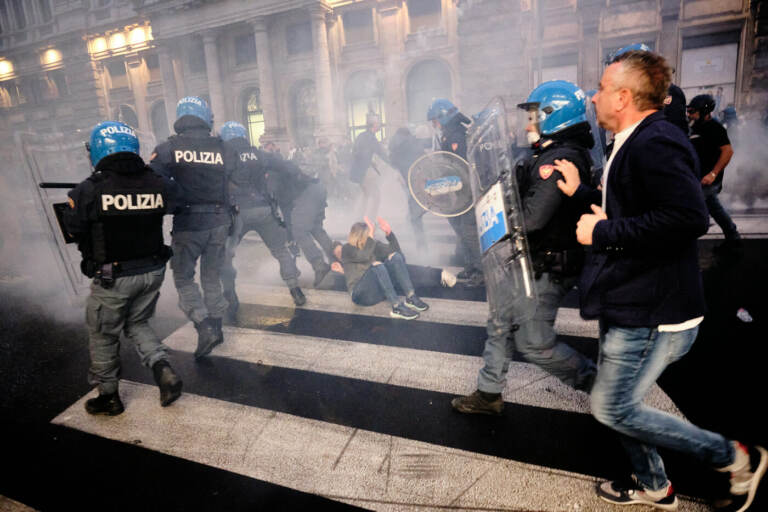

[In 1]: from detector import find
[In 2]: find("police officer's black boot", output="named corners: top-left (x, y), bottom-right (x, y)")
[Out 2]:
top-left (194, 317), bottom-right (220, 359)
top-left (152, 360), bottom-right (183, 407)
top-left (290, 287), bottom-right (306, 306)
top-left (85, 392), bottom-right (125, 416)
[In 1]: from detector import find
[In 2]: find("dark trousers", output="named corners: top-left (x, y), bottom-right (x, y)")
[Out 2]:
top-left (447, 210), bottom-right (482, 273)
top-left (291, 183), bottom-right (333, 271)
top-left (222, 206), bottom-right (300, 292)
top-left (703, 184), bottom-right (740, 241)
top-left (351, 253), bottom-right (415, 306)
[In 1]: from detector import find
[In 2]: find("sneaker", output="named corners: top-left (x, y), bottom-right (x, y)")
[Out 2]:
top-left (440, 269), bottom-right (457, 288)
top-left (85, 392), bottom-right (125, 416)
top-left (451, 390), bottom-right (504, 416)
top-left (597, 478), bottom-right (678, 511)
top-left (391, 303), bottom-right (419, 320)
top-left (715, 442), bottom-right (768, 512)
top-left (290, 287), bottom-right (306, 306)
top-left (405, 295), bottom-right (429, 312)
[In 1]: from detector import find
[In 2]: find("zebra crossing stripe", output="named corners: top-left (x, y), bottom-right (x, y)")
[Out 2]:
top-left (51, 381), bottom-right (710, 511)
top-left (233, 284), bottom-right (600, 338)
top-left (161, 322), bottom-right (679, 416)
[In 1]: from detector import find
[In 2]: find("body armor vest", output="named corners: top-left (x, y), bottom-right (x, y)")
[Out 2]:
top-left (88, 169), bottom-right (167, 266)
top-left (167, 135), bottom-right (227, 206)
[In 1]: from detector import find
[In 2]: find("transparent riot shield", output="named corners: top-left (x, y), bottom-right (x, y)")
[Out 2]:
top-left (584, 91), bottom-right (606, 187)
top-left (407, 151), bottom-right (474, 217)
top-left (16, 130), bottom-right (92, 297)
top-left (467, 97), bottom-right (537, 322)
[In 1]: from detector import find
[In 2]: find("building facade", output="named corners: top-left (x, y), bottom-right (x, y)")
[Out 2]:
top-left (1, 0), bottom-right (765, 157)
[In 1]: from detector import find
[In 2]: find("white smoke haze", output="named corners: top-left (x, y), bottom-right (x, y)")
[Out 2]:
top-left (2, 0), bottom-right (767, 312)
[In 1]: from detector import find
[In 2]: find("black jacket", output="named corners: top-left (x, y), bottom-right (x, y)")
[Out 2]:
top-left (575, 111), bottom-right (708, 326)
top-left (439, 113), bottom-right (472, 160)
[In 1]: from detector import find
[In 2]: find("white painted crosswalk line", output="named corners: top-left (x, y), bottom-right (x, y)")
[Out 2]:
top-left (52, 382), bottom-right (711, 512)
top-left (162, 322), bottom-right (680, 417)
top-left (235, 284), bottom-right (601, 338)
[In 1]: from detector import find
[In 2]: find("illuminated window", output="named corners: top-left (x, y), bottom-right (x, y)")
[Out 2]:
top-left (243, 89), bottom-right (265, 146)
top-left (346, 70), bottom-right (385, 141)
top-left (343, 9), bottom-right (374, 45)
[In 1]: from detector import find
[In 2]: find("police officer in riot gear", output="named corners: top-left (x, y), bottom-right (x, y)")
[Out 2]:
top-left (270, 150), bottom-right (334, 288)
top-left (427, 98), bottom-right (483, 284)
top-left (451, 81), bottom-right (597, 415)
top-left (64, 121), bottom-right (182, 415)
top-left (219, 121), bottom-right (306, 312)
top-left (150, 96), bottom-right (235, 359)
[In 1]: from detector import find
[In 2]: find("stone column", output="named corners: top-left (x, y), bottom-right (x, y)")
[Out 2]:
top-left (660, 0), bottom-right (682, 74)
top-left (250, 16), bottom-right (283, 142)
top-left (157, 42), bottom-right (179, 132)
top-left (580, 0), bottom-right (603, 91)
top-left (125, 53), bottom-right (151, 134)
top-left (310, 6), bottom-right (337, 139)
top-left (202, 31), bottom-right (227, 129)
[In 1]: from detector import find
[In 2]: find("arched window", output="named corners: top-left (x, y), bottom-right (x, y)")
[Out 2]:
top-left (242, 89), bottom-right (264, 146)
top-left (291, 80), bottom-right (316, 148)
top-left (151, 100), bottom-right (169, 142)
top-left (345, 70), bottom-right (385, 141)
top-left (406, 59), bottom-right (452, 124)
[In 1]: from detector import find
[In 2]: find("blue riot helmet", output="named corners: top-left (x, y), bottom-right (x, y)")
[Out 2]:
top-left (517, 80), bottom-right (588, 145)
top-left (607, 43), bottom-right (652, 64)
top-left (87, 121), bottom-right (140, 167)
top-left (427, 98), bottom-right (458, 127)
top-left (219, 121), bottom-right (248, 142)
top-left (176, 96), bottom-right (213, 128)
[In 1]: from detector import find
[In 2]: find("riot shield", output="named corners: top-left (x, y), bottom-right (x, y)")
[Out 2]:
top-left (467, 97), bottom-right (537, 322)
top-left (584, 90), bottom-right (606, 187)
top-left (16, 130), bottom-right (91, 296)
top-left (407, 151), bottom-right (474, 217)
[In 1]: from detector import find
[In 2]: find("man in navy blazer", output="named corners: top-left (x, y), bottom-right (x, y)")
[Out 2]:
top-left (555, 50), bottom-right (766, 511)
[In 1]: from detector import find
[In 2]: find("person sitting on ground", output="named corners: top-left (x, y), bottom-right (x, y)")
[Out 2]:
top-left (336, 216), bottom-right (429, 320)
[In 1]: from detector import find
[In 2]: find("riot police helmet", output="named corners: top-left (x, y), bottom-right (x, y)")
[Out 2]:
top-left (219, 121), bottom-right (248, 142)
top-left (517, 80), bottom-right (588, 141)
top-left (176, 96), bottom-right (213, 128)
top-left (427, 98), bottom-right (458, 127)
top-left (608, 43), bottom-right (652, 64)
top-left (88, 121), bottom-right (140, 167)
top-left (687, 94), bottom-right (716, 116)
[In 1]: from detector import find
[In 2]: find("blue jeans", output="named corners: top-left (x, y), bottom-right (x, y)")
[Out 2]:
top-left (478, 273), bottom-right (596, 393)
top-left (351, 252), bottom-right (414, 306)
top-left (590, 324), bottom-right (734, 490)
top-left (703, 184), bottom-right (740, 241)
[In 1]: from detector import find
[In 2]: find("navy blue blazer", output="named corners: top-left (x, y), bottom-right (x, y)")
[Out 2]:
top-left (574, 111), bottom-right (709, 327)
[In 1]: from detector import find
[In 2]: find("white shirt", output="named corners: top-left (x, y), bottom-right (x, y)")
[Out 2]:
top-left (601, 118), bottom-right (703, 333)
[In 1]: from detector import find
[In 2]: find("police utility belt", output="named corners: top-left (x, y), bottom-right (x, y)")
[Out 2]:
top-left (179, 203), bottom-right (228, 214)
top-left (532, 249), bottom-right (583, 279)
top-left (89, 246), bottom-right (172, 288)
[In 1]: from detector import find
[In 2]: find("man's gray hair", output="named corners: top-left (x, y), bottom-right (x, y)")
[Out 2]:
top-left (613, 50), bottom-right (672, 111)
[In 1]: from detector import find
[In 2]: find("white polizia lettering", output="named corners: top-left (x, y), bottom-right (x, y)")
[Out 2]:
top-left (99, 125), bottom-right (136, 138)
top-left (173, 150), bottom-right (224, 165)
top-left (101, 194), bottom-right (164, 211)
top-left (240, 152), bottom-right (259, 162)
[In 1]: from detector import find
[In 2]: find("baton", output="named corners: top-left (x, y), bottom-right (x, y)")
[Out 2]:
top-left (39, 182), bottom-right (78, 189)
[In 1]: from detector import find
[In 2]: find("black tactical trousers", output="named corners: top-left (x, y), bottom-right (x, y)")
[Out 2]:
top-left (222, 206), bottom-right (300, 291)
top-left (290, 182), bottom-right (333, 270)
